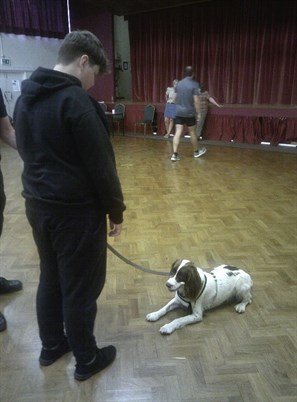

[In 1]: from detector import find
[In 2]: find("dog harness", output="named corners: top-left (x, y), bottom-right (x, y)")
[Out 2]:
top-left (210, 271), bottom-right (218, 301)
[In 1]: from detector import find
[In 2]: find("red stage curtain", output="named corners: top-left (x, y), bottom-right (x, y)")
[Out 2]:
top-left (261, 118), bottom-right (297, 145)
top-left (128, 0), bottom-right (297, 105)
top-left (0, 0), bottom-right (68, 38)
top-left (205, 115), bottom-right (262, 144)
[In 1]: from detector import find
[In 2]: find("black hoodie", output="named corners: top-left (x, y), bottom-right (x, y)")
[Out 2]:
top-left (13, 67), bottom-right (125, 224)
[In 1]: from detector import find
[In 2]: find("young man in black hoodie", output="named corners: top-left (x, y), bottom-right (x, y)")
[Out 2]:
top-left (13, 31), bottom-right (126, 381)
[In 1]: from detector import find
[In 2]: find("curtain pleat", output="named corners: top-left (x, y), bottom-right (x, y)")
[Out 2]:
top-left (0, 0), bottom-right (68, 38)
top-left (128, 0), bottom-right (297, 105)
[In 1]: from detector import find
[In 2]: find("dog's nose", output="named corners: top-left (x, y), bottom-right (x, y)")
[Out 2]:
top-left (166, 281), bottom-right (172, 289)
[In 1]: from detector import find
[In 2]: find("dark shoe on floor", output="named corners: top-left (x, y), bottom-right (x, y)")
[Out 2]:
top-left (74, 345), bottom-right (116, 381)
top-left (0, 277), bottom-right (23, 294)
top-left (39, 338), bottom-right (71, 366)
top-left (0, 312), bottom-right (7, 332)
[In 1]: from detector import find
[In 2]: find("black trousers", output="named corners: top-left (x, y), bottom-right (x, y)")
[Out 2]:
top-left (25, 200), bottom-right (107, 364)
top-left (0, 167), bottom-right (6, 237)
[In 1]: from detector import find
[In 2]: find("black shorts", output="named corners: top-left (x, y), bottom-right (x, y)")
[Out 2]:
top-left (175, 116), bottom-right (196, 127)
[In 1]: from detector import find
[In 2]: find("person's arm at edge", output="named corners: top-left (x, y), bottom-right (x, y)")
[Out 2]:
top-left (209, 96), bottom-right (222, 108)
top-left (0, 116), bottom-right (17, 149)
top-left (73, 108), bottom-right (126, 233)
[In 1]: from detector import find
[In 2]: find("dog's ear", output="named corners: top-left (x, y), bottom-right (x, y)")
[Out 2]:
top-left (180, 263), bottom-right (202, 301)
top-left (170, 259), bottom-right (184, 276)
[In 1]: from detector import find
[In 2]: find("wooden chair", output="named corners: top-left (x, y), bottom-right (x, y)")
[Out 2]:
top-left (112, 103), bottom-right (125, 135)
top-left (134, 104), bottom-right (155, 135)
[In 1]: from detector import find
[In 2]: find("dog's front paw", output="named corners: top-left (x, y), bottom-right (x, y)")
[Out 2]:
top-left (234, 302), bottom-right (246, 313)
top-left (159, 324), bottom-right (175, 335)
top-left (146, 312), bottom-right (160, 322)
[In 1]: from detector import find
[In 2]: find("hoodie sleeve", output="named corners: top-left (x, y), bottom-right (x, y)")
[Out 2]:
top-left (70, 96), bottom-right (126, 224)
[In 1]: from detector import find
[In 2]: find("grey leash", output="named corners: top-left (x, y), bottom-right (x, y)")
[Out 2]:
top-left (107, 243), bottom-right (169, 276)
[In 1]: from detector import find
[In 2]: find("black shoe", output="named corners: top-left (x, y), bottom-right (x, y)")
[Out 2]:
top-left (0, 312), bottom-right (7, 332)
top-left (39, 338), bottom-right (72, 366)
top-left (0, 277), bottom-right (23, 294)
top-left (74, 345), bottom-right (116, 381)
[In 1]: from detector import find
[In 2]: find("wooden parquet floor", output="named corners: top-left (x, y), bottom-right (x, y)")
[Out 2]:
top-left (0, 137), bottom-right (296, 402)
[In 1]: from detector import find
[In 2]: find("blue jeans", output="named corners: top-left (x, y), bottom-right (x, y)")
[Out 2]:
top-left (25, 200), bottom-right (107, 364)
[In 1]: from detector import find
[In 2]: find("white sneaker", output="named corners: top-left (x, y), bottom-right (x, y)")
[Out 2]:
top-left (194, 147), bottom-right (207, 158)
top-left (171, 153), bottom-right (180, 161)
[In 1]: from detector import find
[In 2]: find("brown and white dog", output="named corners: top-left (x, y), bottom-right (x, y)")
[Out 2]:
top-left (146, 259), bottom-right (253, 334)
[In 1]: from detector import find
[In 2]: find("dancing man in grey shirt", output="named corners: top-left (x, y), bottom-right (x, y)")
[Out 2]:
top-left (171, 66), bottom-right (206, 161)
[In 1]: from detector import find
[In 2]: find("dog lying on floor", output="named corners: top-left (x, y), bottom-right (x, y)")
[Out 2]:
top-left (146, 259), bottom-right (253, 335)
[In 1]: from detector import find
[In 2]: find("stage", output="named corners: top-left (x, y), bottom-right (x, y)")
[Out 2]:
top-left (105, 102), bottom-right (297, 146)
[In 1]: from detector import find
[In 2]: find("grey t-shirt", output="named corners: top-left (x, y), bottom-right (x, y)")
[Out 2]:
top-left (175, 77), bottom-right (200, 117)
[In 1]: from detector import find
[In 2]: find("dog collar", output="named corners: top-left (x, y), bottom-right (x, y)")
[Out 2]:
top-left (177, 291), bottom-right (191, 305)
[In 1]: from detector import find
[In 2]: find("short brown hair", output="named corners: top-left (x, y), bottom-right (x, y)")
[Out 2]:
top-left (57, 30), bottom-right (109, 75)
